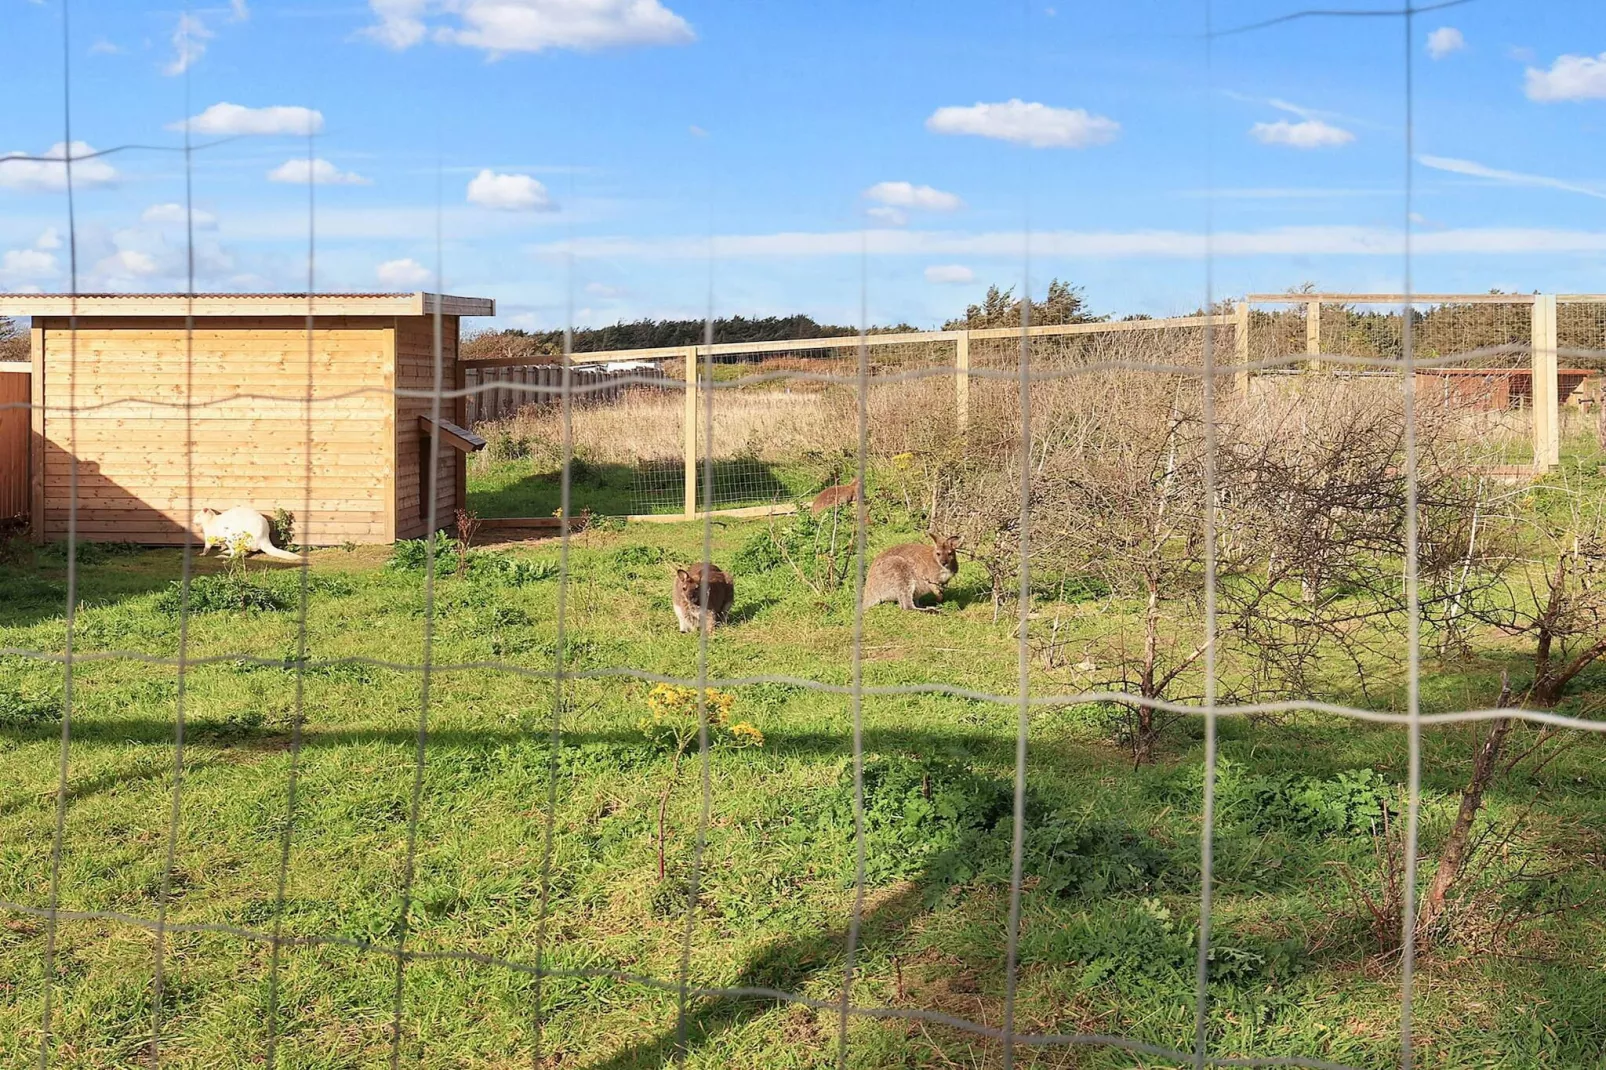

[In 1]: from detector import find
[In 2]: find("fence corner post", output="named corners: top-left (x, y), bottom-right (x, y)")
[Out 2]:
top-left (1532, 294), bottom-right (1560, 472)
top-left (1233, 301), bottom-right (1251, 395)
top-left (955, 330), bottom-right (971, 434)
top-left (683, 345), bottom-right (699, 518)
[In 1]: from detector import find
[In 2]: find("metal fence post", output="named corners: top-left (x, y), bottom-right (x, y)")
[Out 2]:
top-left (683, 345), bottom-right (698, 517)
top-left (955, 330), bottom-right (970, 434)
top-left (1532, 294), bottom-right (1560, 471)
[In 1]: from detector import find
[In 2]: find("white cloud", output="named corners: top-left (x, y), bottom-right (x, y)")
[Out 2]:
top-left (34, 227), bottom-right (61, 250)
top-left (231, 0), bottom-right (250, 20)
top-left (1250, 119), bottom-right (1355, 149)
top-left (924, 264), bottom-right (974, 284)
top-left (164, 12), bottom-right (213, 76)
top-left (865, 206), bottom-right (908, 226)
top-left (141, 203), bottom-right (220, 228)
top-left (95, 249), bottom-right (159, 278)
top-left (1525, 52), bottom-right (1606, 102)
top-left (170, 102), bottom-right (325, 136)
top-left (0, 141), bottom-right (118, 191)
top-left (89, 39), bottom-right (123, 55)
top-left (466, 169), bottom-right (555, 210)
top-left (364, 0), bottom-right (694, 54)
top-left (536, 223), bottom-right (1606, 261)
top-left (864, 181), bottom-right (963, 212)
top-left (268, 158), bottom-right (372, 185)
top-left (584, 281), bottom-right (624, 297)
top-left (377, 257), bottom-right (433, 287)
top-left (926, 99), bottom-right (1120, 148)
top-left (1, 248), bottom-right (60, 281)
top-left (1426, 27), bottom-right (1464, 60)
top-left (1417, 154), bottom-right (1606, 200)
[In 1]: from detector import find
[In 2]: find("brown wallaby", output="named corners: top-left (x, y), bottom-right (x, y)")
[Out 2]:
top-left (863, 533), bottom-right (962, 610)
top-left (672, 563), bottom-right (735, 634)
top-left (810, 479), bottom-right (861, 515)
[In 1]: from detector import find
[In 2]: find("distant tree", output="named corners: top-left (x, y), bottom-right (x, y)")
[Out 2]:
top-left (461, 313), bottom-right (915, 362)
top-left (0, 318), bottom-right (26, 363)
top-left (943, 278), bottom-right (1105, 330)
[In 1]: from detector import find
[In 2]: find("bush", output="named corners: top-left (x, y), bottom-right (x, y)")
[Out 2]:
top-left (471, 553), bottom-right (557, 586)
top-left (155, 574), bottom-right (290, 614)
top-left (388, 532), bottom-right (455, 571)
top-left (270, 508), bottom-right (296, 550)
top-left (732, 510), bottom-right (853, 590)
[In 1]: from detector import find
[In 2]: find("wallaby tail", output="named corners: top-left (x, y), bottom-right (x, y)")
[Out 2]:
top-left (260, 542), bottom-right (301, 562)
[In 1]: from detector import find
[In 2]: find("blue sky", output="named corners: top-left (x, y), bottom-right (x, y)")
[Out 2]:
top-left (3, 0), bottom-right (1605, 329)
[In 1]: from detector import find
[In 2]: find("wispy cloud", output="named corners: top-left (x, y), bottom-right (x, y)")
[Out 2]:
top-left (164, 12), bottom-right (213, 76)
top-left (1417, 154), bottom-right (1606, 200)
top-left (924, 264), bottom-right (974, 284)
top-left (377, 257), bottom-right (432, 287)
top-left (534, 224), bottom-right (1606, 261)
top-left (864, 181), bottom-right (963, 212)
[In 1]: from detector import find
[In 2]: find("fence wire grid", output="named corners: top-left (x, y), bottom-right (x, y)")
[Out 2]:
top-left (3, 1), bottom-right (1606, 1069)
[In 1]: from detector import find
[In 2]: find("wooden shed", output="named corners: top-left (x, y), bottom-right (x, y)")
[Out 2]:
top-left (0, 292), bottom-right (494, 545)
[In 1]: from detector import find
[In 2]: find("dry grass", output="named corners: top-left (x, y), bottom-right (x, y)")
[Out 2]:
top-left (475, 387), bottom-right (850, 464)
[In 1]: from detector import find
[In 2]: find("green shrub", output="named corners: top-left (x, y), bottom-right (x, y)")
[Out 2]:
top-left (270, 508), bottom-right (296, 550)
top-left (388, 532), bottom-right (455, 571)
top-left (155, 574), bottom-right (290, 614)
top-left (471, 554), bottom-right (556, 586)
top-left (732, 510), bottom-right (852, 589)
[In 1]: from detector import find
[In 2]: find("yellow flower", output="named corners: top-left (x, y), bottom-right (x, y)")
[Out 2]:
top-left (728, 722), bottom-right (764, 748)
top-left (892, 452), bottom-right (915, 470)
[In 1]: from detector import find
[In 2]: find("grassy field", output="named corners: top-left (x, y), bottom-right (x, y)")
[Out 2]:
top-left (0, 517), bottom-right (1602, 1069)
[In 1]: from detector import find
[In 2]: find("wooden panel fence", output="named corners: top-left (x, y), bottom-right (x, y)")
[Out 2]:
top-left (464, 363), bottom-right (669, 424)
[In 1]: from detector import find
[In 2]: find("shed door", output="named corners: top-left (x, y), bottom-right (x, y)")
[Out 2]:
top-left (0, 365), bottom-right (27, 525)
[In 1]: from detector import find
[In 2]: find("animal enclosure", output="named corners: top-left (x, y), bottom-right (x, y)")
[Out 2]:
top-left (464, 295), bottom-right (1606, 523)
top-left (0, 292), bottom-right (493, 545)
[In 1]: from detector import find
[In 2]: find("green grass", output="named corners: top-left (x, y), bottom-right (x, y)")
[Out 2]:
top-left (0, 522), bottom-right (1602, 1069)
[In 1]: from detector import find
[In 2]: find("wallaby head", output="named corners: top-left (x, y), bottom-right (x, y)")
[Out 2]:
top-left (929, 532), bottom-right (963, 577)
top-left (193, 508), bottom-right (218, 530)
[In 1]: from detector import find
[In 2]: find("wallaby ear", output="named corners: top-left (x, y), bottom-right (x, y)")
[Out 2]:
top-left (676, 568), bottom-right (689, 582)
top-left (949, 535), bottom-right (964, 548)
top-left (928, 531), bottom-right (941, 544)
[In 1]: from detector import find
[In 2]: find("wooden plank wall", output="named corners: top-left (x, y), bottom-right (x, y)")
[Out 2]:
top-left (37, 317), bottom-right (392, 544)
top-left (463, 364), bottom-right (667, 424)
top-left (0, 369), bottom-right (27, 522)
top-left (394, 315), bottom-right (461, 540)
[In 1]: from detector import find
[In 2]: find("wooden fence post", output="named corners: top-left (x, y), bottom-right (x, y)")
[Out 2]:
top-left (1306, 299), bottom-right (1322, 370)
top-left (683, 345), bottom-right (698, 517)
top-left (1233, 301), bottom-right (1251, 394)
top-left (955, 330), bottom-right (970, 434)
top-left (1532, 294), bottom-right (1560, 471)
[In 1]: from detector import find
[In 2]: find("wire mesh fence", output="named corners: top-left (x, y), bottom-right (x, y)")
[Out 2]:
top-left (7, 4), bottom-right (1606, 1069)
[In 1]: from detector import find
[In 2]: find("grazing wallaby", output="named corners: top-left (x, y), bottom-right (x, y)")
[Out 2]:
top-left (672, 563), bottom-right (735, 634)
top-left (863, 533), bottom-right (962, 611)
top-left (810, 479), bottom-right (861, 515)
top-left (193, 507), bottom-right (299, 561)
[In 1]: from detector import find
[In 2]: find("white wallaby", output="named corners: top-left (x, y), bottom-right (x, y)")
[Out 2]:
top-left (193, 507), bottom-right (300, 561)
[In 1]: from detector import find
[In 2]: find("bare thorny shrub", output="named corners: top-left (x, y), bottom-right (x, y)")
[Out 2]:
top-left (930, 362), bottom-right (1493, 765)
